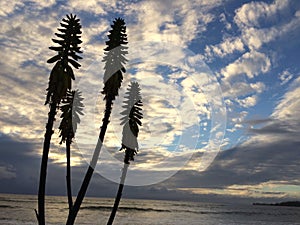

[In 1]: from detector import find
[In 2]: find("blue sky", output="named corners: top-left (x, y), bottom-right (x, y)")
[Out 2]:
top-left (0, 0), bottom-right (300, 202)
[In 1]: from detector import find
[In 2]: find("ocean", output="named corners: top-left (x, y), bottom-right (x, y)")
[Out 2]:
top-left (0, 194), bottom-right (299, 225)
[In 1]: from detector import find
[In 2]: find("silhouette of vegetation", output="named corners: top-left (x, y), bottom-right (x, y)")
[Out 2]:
top-left (58, 90), bottom-right (84, 212)
top-left (107, 81), bottom-right (143, 225)
top-left (66, 17), bottom-right (128, 225)
top-left (36, 14), bottom-right (82, 225)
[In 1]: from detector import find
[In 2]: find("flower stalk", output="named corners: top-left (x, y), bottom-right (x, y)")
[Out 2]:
top-left (36, 14), bottom-right (82, 225)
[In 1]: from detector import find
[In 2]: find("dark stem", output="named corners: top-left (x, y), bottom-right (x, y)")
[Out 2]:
top-left (66, 138), bottom-right (73, 212)
top-left (66, 98), bottom-right (113, 225)
top-left (37, 102), bottom-right (57, 225)
top-left (107, 163), bottom-right (129, 225)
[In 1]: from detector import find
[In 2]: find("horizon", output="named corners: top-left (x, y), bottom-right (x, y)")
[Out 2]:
top-left (1, 0), bottom-right (300, 205)
top-left (1, 192), bottom-right (298, 205)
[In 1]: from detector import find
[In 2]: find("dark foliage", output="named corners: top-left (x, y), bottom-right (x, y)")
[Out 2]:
top-left (45, 14), bottom-right (82, 105)
top-left (102, 18), bottom-right (128, 100)
top-left (58, 90), bottom-right (84, 144)
top-left (119, 82), bottom-right (143, 164)
top-left (66, 18), bottom-right (128, 225)
top-left (38, 14), bottom-right (82, 225)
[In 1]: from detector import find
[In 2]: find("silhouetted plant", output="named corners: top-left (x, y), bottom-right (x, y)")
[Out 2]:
top-left (36, 14), bottom-right (82, 225)
top-left (45, 14), bottom-right (82, 105)
top-left (107, 81), bottom-right (143, 225)
top-left (66, 17), bottom-right (128, 225)
top-left (58, 90), bottom-right (84, 212)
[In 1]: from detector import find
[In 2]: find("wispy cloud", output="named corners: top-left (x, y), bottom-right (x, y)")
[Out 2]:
top-left (205, 37), bottom-right (245, 59)
top-left (279, 70), bottom-right (294, 85)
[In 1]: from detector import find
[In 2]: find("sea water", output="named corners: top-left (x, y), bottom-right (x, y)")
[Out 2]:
top-left (0, 194), bottom-right (299, 225)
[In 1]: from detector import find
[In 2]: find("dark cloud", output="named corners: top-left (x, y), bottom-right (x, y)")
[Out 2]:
top-left (165, 138), bottom-right (300, 189)
top-left (243, 118), bottom-right (273, 126)
top-left (247, 119), bottom-right (299, 135)
top-left (0, 134), bottom-right (195, 201)
top-left (1, 121), bottom-right (300, 203)
top-left (0, 134), bottom-right (40, 194)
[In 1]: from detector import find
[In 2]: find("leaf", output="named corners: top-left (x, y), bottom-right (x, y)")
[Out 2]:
top-left (66, 65), bottom-right (75, 80)
top-left (102, 17), bottom-right (128, 99)
top-left (68, 58), bottom-right (81, 69)
top-left (47, 55), bottom-right (61, 63)
top-left (55, 33), bottom-right (66, 39)
top-left (58, 28), bottom-right (67, 33)
top-left (120, 81), bottom-right (143, 140)
top-left (52, 38), bottom-right (65, 45)
top-left (70, 52), bottom-right (82, 61)
top-left (60, 22), bottom-right (69, 28)
top-left (49, 46), bottom-right (63, 51)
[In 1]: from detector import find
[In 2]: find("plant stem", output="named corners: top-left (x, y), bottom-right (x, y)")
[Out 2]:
top-left (37, 102), bottom-right (57, 225)
top-left (107, 163), bottom-right (129, 225)
top-left (66, 138), bottom-right (73, 211)
top-left (66, 98), bottom-right (113, 225)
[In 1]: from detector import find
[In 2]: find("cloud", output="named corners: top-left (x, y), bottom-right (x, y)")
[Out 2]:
top-left (0, 0), bottom-right (224, 172)
top-left (0, 8), bottom-right (91, 162)
top-left (165, 137), bottom-right (300, 199)
top-left (272, 76), bottom-right (300, 124)
top-left (221, 51), bottom-right (271, 80)
top-left (67, 0), bottom-right (107, 15)
top-left (0, 134), bottom-right (208, 201)
top-left (222, 81), bottom-right (265, 99)
top-left (233, 0), bottom-right (300, 50)
top-left (234, 0), bottom-right (290, 28)
top-left (0, 134), bottom-right (40, 193)
top-left (250, 82), bottom-right (265, 94)
top-left (0, 0), bottom-right (23, 16)
top-left (242, 76), bottom-right (300, 145)
top-left (26, 0), bottom-right (56, 9)
top-left (0, 0), bottom-right (299, 203)
top-left (124, 0), bottom-right (220, 46)
top-left (177, 182), bottom-right (293, 199)
top-left (241, 16), bottom-right (300, 50)
top-left (0, 164), bottom-right (16, 179)
top-left (159, 72), bottom-right (300, 200)
top-left (231, 111), bottom-right (248, 126)
top-left (0, 0), bottom-right (57, 17)
top-left (242, 27), bottom-right (278, 50)
top-left (205, 37), bottom-right (244, 58)
top-left (210, 1), bottom-right (300, 153)
top-left (219, 12), bottom-right (232, 30)
top-left (236, 95), bottom-right (258, 108)
top-left (279, 70), bottom-right (293, 85)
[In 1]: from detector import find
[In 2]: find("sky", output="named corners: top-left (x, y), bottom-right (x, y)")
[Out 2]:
top-left (0, 0), bottom-right (300, 203)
